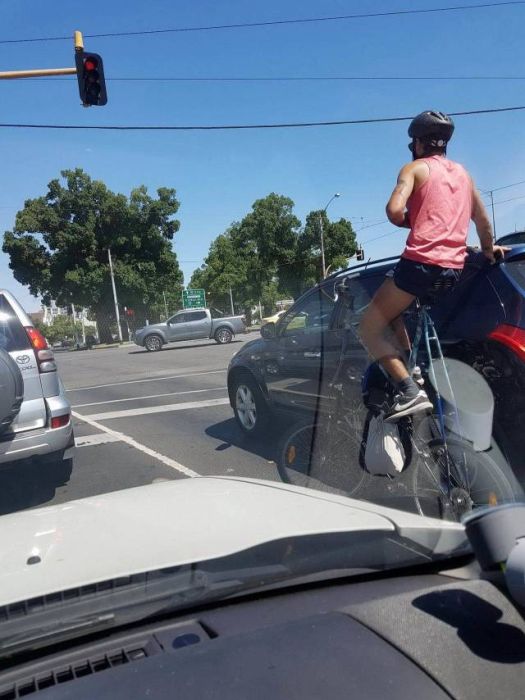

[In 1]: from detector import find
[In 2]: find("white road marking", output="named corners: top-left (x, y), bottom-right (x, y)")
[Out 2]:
top-left (73, 386), bottom-right (225, 409)
top-left (72, 411), bottom-right (199, 478)
top-left (84, 397), bottom-right (230, 421)
top-left (75, 433), bottom-right (121, 447)
top-left (67, 369), bottom-right (226, 392)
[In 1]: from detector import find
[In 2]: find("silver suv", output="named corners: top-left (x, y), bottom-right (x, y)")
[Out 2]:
top-left (0, 290), bottom-right (74, 480)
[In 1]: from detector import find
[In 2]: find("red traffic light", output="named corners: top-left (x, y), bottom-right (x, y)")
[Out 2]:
top-left (84, 57), bottom-right (98, 71)
top-left (75, 50), bottom-right (107, 106)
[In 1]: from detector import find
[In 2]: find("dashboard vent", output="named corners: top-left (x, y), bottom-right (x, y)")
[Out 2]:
top-left (0, 647), bottom-right (148, 699)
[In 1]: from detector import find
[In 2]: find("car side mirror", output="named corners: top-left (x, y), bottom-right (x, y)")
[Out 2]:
top-left (260, 322), bottom-right (276, 339)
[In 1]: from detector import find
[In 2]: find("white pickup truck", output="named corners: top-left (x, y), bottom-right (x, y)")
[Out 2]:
top-left (133, 308), bottom-right (246, 352)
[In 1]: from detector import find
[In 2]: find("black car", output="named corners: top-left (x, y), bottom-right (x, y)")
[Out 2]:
top-left (228, 247), bottom-right (525, 483)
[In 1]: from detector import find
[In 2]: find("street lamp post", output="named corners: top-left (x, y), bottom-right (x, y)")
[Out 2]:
top-left (319, 193), bottom-right (341, 278)
top-left (107, 247), bottom-right (123, 343)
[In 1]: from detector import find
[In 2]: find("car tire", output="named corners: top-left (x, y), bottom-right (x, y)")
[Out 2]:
top-left (53, 457), bottom-right (73, 485)
top-left (232, 373), bottom-right (269, 437)
top-left (144, 334), bottom-right (163, 352)
top-left (39, 446), bottom-right (74, 484)
top-left (215, 327), bottom-right (233, 344)
top-left (0, 349), bottom-right (24, 435)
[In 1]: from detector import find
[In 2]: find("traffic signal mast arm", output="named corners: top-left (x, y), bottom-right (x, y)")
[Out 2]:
top-left (0, 30), bottom-right (107, 106)
top-left (0, 67), bottom-right (77, 79)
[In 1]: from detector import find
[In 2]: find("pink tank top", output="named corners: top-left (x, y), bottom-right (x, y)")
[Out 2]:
top-left (403, 155), bottom-right (472, 269)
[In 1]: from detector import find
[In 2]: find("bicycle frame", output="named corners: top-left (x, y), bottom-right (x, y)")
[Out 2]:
top-left (408, 301), bottom-right (468, 499)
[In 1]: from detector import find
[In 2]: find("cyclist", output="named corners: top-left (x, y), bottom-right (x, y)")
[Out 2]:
top-left (359, 110), bottom-right (508, 421)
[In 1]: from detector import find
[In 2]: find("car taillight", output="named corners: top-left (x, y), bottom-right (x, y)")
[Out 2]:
top-left (50, 414), bottom-right (70, 429)
top-left (489, 324), bottom-right (525, 362)
top-left (24, 327), bottom-right (57, 372)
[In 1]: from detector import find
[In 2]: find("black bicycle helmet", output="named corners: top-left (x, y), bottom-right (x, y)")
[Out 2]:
top-left (408, 110), bottom-right (455, 145)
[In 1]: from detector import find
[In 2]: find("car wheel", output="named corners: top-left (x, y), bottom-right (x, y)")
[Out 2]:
top-left (144, 334), bottom-right (163, 352)
top-left (40, 452), bottom-right (73, 485)
top-left (215, 327), bottom-right (233, 344)
top-left (232, 374), bottom-right (269, 437)
top-left (0, 349), bottom-right (23, 435)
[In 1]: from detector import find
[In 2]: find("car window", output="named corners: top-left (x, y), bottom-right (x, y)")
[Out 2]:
top-left (186, 311), bottom-right (207, 322)
top-left (169, 313), bottom-right (187, 324)
top-left (497, 232), bottom-right (525, 246)
top-left (334, 274), bottom-right (386, 330)
top-left (0, 296), bottom-right (31, 352)
top-left (281, 289), bottom-right (335, 337)
top-left (505, 261), bottom-right (525, 291)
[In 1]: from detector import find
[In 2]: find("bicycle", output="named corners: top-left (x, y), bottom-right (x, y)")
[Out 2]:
top-left (278, 275), bottom-right (518, 520)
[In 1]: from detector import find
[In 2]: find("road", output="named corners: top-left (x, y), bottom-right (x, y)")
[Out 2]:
top-left (0, 335), bottom-right (425, 516)
top-left (0, 337), bottom-right (284, 515)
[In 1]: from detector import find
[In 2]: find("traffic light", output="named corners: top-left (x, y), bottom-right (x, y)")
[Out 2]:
top-left (356, 247), bottom-right (365, 261)
top-left (75, 50), bottom-right (107, 106)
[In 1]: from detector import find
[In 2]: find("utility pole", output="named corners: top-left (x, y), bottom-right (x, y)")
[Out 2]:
top-left (229, 288), bottom-right (235, 316)
top-left (319, 193), bottom-right (341, 279)
top-left (107, 248), bottom-right (123, 342)
top-left (163, 291), bottom-right (169, 319)
top-left (319, 213), bottom-right (327, 280)
top-left (489, 190), bottom-right (497, 242)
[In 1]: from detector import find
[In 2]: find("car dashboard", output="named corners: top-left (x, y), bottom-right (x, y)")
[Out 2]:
top-left (0, 565), bottom-right (524, 700)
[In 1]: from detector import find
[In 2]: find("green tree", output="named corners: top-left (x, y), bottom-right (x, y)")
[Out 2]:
top-left (190, 227), bottom-right (248, 313)
top-left (37, 316), bottom-right (83, 345)
top-left (298, 211), bottom-right (357, 285)
top-left (235, 193), bottom-right (301, 308)
top-left (3, 169), bottom-right (183, 342)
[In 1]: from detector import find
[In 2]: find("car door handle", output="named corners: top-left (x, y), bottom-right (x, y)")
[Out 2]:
top-left (303, 351), bottom-right (321, 358)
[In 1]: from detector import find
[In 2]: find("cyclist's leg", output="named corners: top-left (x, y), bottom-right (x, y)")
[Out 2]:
top-left (359, 277), bottom-right (415, 382)
top-left (389, 314), bottom-right (412, 358)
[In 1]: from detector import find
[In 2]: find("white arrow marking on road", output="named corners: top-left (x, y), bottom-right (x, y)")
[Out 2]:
top-left (72, 411), bottom-right (199, 478)
top-left (83, 397), bottom-right (230, 421)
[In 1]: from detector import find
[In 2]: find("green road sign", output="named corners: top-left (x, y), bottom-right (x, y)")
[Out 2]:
top-left (182, 288), bottom-right (206, 309)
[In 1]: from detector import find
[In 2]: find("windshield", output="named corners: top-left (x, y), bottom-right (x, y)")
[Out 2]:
top-left (0, 0), bottom-right (524, 638)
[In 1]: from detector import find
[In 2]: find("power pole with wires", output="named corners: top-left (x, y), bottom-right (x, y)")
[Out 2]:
top-left (107, 248), bottom-right (123, 343)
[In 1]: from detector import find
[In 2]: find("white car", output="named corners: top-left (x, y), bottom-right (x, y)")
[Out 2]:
top-left (0, 290), bottom-right (74, 479)
top-left (0, 478), bottom-right (522, 698)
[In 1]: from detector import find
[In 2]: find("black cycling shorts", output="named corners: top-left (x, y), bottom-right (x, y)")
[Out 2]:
top-left (392, 257), bottom-right (461, 300)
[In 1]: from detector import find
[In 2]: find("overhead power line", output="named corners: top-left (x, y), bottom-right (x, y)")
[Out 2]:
top-left (0, 2), bottom-right (523, 44)
top-left (0, 104), bottom-right (523, 132)
top-left (480, 178), bottom-right (525, 194)
top-left (18, 75), bottom-right (525, 83)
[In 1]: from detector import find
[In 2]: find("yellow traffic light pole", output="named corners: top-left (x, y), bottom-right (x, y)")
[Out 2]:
top-left (0, 30), bottom-right (82, 80)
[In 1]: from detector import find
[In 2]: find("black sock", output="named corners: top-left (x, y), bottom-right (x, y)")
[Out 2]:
top-left (397, 377), bottom-right (420, 399)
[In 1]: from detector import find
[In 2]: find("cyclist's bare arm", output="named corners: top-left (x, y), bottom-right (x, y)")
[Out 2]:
top-left (386, 161), bottom-right (429, 228)
top-left (471, 181), bottom-right (509, 262)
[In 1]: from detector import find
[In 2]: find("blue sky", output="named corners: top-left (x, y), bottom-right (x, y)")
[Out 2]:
top-left (1, 0), bottom-right (525, 311)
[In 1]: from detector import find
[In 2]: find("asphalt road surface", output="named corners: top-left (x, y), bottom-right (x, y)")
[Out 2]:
top-left (0, 336), bottom-right (423, 516)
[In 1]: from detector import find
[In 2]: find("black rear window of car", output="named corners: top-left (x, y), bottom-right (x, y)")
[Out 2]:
top-left (505, 261), bottom-right (525, 291)
top-left (497, 232), bottom-right (525, 246)
top-left (0, 296), bottom-right (31, 352)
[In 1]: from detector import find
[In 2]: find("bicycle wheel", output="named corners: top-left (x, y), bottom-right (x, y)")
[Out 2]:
top-left (277, 419), bottom-right (367, 497)
top-left (412, 415), bottom-right (517, 520)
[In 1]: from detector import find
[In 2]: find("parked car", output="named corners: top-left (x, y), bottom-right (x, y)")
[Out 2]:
top-left (227, 247), bottom-right (525, 483)
top-left (0, 290), bottom-right (74, 480)
top-left (134, 307), bottom-right (246, 352)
